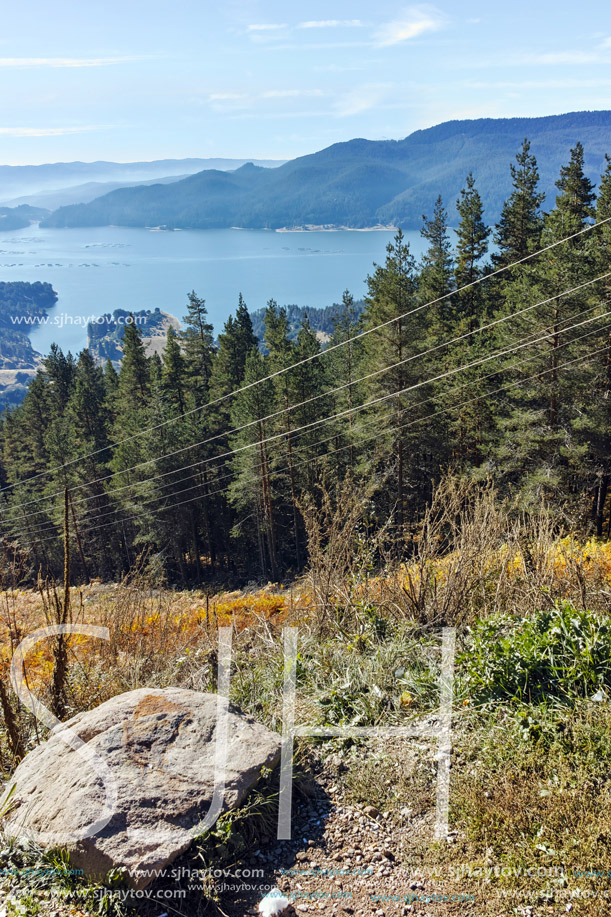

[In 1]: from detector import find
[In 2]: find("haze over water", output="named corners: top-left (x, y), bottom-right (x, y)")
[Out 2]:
top-left (0, 225), bottom-right (427, 356)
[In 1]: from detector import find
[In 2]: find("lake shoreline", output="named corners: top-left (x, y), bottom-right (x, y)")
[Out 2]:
top-left (0, 224), bottom-right (416, 357)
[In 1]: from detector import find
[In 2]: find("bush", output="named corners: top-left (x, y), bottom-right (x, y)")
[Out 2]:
top-left (462, 601), bottom-right (611, 704)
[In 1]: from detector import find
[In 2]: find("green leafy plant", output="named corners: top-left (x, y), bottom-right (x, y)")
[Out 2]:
top-left (462, 601), bottom-right (611, 705)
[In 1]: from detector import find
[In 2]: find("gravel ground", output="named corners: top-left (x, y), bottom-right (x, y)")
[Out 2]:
top-left (219, 722), bottom-right (479, 917)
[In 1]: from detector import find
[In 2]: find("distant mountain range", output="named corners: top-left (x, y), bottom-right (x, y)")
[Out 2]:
top-left (41, 111), bottom-right (611, 232)
top-left (0, 157), bottom-right (285, 208)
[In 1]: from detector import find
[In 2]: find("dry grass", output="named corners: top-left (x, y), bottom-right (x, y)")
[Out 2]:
top-left (420, 703), bottom-right (611, 916)
top-left (1, 476), bottom-right (611, 915)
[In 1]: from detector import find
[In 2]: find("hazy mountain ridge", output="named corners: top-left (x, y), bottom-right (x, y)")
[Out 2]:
top-left (42, 112), bottom-right (611, 231)
top-left (0, 157), bottom-right (285, 207)
top-left (1, 175), bottom-right (195, 210)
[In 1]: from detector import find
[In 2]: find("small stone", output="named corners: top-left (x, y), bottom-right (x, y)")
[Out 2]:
top-left (363, 805), bottom-right (380, 818)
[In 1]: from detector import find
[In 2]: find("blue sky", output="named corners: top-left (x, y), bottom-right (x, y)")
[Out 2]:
top-left (1, 0), bottom-right (610, 164)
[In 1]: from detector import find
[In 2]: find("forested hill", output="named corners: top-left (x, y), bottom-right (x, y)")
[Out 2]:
top-left (43, 111), bottom-right (611, 231)
top-left (0, 204), bottom-right (49, 230)
top-left (3, 141), bottom-right (611, 585)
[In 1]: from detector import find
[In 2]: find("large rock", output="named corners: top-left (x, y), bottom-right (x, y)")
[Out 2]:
top-left (1, 688), bottom-right (281, 888)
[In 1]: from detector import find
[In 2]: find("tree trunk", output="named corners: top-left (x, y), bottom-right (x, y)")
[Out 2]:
top-left (596, 473), bottom-right (609, 538)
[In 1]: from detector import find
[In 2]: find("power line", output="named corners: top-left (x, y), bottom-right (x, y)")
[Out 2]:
top-left (11, 315), bottom-right (610, 545)
top-left (25, 334), bottom-right (611, 549)
top-left (3, 270), bottom-right (608, 522)
top-left (23, 319), bottom-right (609, 541)
top-left (1, 215), bottom-right (609, 499)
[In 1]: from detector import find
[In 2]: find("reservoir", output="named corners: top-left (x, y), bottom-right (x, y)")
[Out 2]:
top-left (0, 224), bottom-right (426, 355)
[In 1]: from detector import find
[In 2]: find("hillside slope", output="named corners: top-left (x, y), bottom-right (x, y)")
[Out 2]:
top-left (43, 111), bottom-right (611, 230)
top-left (0, 157), bottom-right (285, 206)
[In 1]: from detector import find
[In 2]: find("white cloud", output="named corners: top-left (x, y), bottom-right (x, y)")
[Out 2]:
top-left (601, 37), bottom-right (611, 48)
top-left (334, 83), bottom-right (393, 117)
top-left (467, 77), bottom-right (611, 90)
top-left (260, 89), bottom-right (326, 98)
top-left (0, 126), bottom-right (102, 136)
top-left (0, 56), bottom-right (138, 68)
top-left (246, 23), bottom-right (290, 43)
top-left (374, 5), bottom-right (446, 47)
top-left (205, 88), bottom-right (326, 111)
top-left (247, 23), bottom-right (287, 31)
top-left (519, 50), bottom-right (604, 65)
top-left (298, 20), bottom-right (363, 29)
top-left (261, 40), bottom-right (371, 52)
top-left (313, 63), bottom-right (372, 72)
top-left (208, 92), bottom-right (248, 101)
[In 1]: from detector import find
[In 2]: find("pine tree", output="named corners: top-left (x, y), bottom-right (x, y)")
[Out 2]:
top-left (162, 326), bottom-right (187, 416)
top-left (326, 290), bottom-right (363, 473)
top-left (62, 350), bottom-right (122, 580)
top-left (489, 145), bottom-right (600, 506)
top-left (119, 319), bottom-right (149, 401)
top-left (43, 344), bottom-right (76, 412)
top-left (109, 321), bottom-right (151, 535)
top-left (570, 155), bottom-right (611, 534)
top-left (229, 349), bottom-right (278, 578)
top-left (70, 350), bottom-right (108, 447)
top-left (494, 139), bottom-right (545, 265)
top-left (211, 294), bottom-right (258, 398)
top-left (103, 359), bottom-right (119, 422)
top-left (420, 195), bottom-right (454, 325)
top-left (181, 291), bottom-right (214, 405)
top-left (360, 231), bottom-right (430, 539)
top-left (547, 141), bottom-right (595, 240)
top-left (454, 173), bottom-right (491, 324)
top-left (262, 301), bottom-right (303, 567)
top-left (1, 373), bottom-right (56, 566)
top-left (290, 317), bottom-right (328, 553)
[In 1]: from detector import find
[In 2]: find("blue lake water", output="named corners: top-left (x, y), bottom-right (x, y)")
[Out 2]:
top-left (0, 224), bottom-right (427, 355)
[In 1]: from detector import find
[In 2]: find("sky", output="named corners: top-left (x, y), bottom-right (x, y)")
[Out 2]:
top-left (1, 0), bottom-right (610, 164)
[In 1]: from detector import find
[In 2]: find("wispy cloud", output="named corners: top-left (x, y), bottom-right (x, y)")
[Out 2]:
top-left (246, 23), bottom-right (290, 43)
top-left (205, 88), bottom-right (327, 111)
top-left (518, 50), bottom-right (606, 65)
top-left (0, 56), bottom-right (138, 68)
top-left (257, 40), bottom-right (371, 52)
top-left (208, 92), bottom-right (248, 101)
top-left (374, 5), bottom-right (447, 47)
top-left (247, 23), bottom-right (287, 31)
top-left (467, 77), bottom-right (611, 90)
top-left (313, 63), bottom-right (373, 72)
top-left (298, 20), bottom-right (363, 29)
top-left (334, 83), bottom-right (394, 116)
top-left (0, 126), bottom-right (103, 136)
top-left (260, 89), bottom-right (326, 98)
